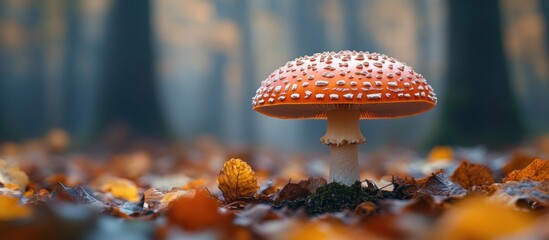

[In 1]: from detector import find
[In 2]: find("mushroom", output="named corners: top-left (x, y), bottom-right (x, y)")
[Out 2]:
top-left (252, 51), bottom-right (437, 186)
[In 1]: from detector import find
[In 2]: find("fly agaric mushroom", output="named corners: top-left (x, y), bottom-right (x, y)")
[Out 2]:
top-left (252, 51), bottom-right (437, 186)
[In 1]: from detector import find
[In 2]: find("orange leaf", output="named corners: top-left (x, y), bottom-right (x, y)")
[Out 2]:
top-left (451, 161), bottom-right (494, 189)
top-left (167, 189), bottom-right (229, 231)
top-left (0, 159), bottom-right (29, 190)
top-left (217, 158), bottom-right (259, 203)
top-left (0, 195), bottom-right (31, 221)
top-left (427, 146), bottom-right (453, 162)
top-left (98, 177), bottom-right (140, 202)
top-left (504, 158), bottom-right (549, 182)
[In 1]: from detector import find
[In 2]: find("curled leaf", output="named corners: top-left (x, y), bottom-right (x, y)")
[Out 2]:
top-left (418, 172), bottom-right (467, 203)
top-left (217, 158), bottom-right (259, 203)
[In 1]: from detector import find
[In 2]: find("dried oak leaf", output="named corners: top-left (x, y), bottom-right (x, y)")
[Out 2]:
top-left (427, 146), bottom-right (453, 162)
top-left (0, 195), bottom-right (32, 220)
top-left (417, 172), bottom-right (467, 203)
top-left (504, 158), bottom-right (549, 182)
top-left (451, 161), bottom-right (494, 190)
top-left (489, 181), bottom-right (549, 209)
top-left (0, 159), bottom-right (29, 190)
top-left (143, 188), bottom-right (164, 210)
top-left (217, 158), bottom-right (259, 203)
top-left (167, 189), bottom-right (231, 232)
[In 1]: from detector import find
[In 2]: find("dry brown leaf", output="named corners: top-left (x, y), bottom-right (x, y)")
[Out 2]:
top-left (489, 181), bottom-right (549, 209)
top-left (451, 161), bottom-right (494, 189)
top-left (167, 189), bottom-right (230, 231)
top-left (504, 158), bottom-right (549, 182)
top-left (503, 151), bottom-right (536, 175)
top-left (432, 197), bottom-right (535, 240)
top-left (0, 159), bottom-right (29, 190)
top-left (217, 158), bottom-right (259, 203)
top-left (417, 172), bottom-right (467, 203)
top-left (0, 195), bottom-right (32, 220)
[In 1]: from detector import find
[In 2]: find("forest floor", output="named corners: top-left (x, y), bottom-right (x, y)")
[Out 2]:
top-left (0, 131), bottom-right (548, 239)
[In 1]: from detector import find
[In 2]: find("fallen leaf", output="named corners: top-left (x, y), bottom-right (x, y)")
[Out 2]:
top-left (503, 151), bottom-right (536, 175)
top-left (53, 182), bottom-right (106, 209)
top-left (0, 195), bottom-right (32, 221)
top-left (0, 159), bottom-right (29, 190)
top-left (98, 176), bottom-right (140, 202)
top-left (160, 189), bottom-right (193, 209)
top-left (432, 197), bottom-right (535, 240)
top-left (504, 158), bottom-right (549, 182)
top-left (272, 182), bottom-right (310, 206)
top-left (427, 146), bottom-right (453, 162)
top-left (167, 189), bottom-right (230, 231)
top-left (182, 178), bottom-right (206, 190)
top-left (451, 161), bottom-right (494, 189)
top-left (272, 177), bottom-right (327, 206)
top-left (355, 201), bottom-right (377, 217)
top-left (217, 158), bottom-right (259, 203)
top-left (418, 172), bottom-right (467, 203)
top-left (143, 188), bottom-right (164, 210)
top-left (489, 181), bottom-right (549, 209)
top-left (286, 221), bottom-right (363, 240)
top-left (391, 176), bottom-right (419, 199)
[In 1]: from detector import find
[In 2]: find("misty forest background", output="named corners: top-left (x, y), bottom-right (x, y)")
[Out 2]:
top-left (1, 0), bottom-right (548, 153)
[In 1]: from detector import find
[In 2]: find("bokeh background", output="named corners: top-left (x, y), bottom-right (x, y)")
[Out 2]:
top-left (1, 0), bottom-right (548, 153)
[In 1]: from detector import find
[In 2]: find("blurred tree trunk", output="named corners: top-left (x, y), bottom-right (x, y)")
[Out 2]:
top-left (99, 0), bottom-right (165, 139)
top-left (431, 0), bottom-right (524, 149)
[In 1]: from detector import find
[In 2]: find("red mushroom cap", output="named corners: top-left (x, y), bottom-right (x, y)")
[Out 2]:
top-left (252, 51), bottom-right (436, 119)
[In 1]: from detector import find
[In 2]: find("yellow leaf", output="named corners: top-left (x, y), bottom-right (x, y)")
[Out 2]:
top-left (0, 195), bottom-right (31, 221)
top-left (217, 158), bottom-right (259, 203)
top-left (99, 177), bottom-right (140, 202)
top-left (427, 146), bottom-right (453, 162)
top-left (182, 178), bottom-right (206, 190)
top-left (0, 159), bottom-right (29, 190)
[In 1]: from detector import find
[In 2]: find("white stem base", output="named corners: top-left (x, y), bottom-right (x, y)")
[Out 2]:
top-left (320, 110), bottom-right (364, 186)
top-left (329, 144), bottom-right (360, 185)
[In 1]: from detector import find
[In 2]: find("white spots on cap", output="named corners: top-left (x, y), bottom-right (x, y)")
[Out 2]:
top-left (385, 93), bottom-right (391, 98)
top-left (397, 66), bottom-right (405, 71)
top-left (414, 92), bottom-right (420, 97)
top-left (375, 81), bottom-right (382, 86)
top-left (315, 80), bottom-right (329, 86)
top-left (387, 81), bottom-right (397, 87)
top-left (343, 93), bottom-right (354, 99)
top-left (302, 82), bottom-right (309, 87)
top-left (404, 82), bottom-right (410, 87)
top-left (268, 98), bottom-right (274, 103)
top-left (278, 96), bottom-right (286, 101)
top-left (357, 93), bottom-right (363, 99)
top-left (329, 94), bottom-right (339, 100)
top-left (376, 75), bottom-right (382, 79)
top-left (404, 94), bottom-right (411, 98)
top-left (421, 92), bottom-right (426, 97)
top-left (398, 93), bottom-right (404, 97)
top-left (315, 94), bottom-right (325, 99)
top-left (322, 72), bottom-right (335, 78)
top-left (263, 93), bottom-right (268, 98)
top-left (387, 73), bottom-right (394, 78)
top-left (367, 93), bottom-right (382, 99)
top-left (291, 84), bottom-right (298, 91)
top-left (418, 85), bottom-right (424, 90)
top-left (308, 75), bottom-right (315, 80)
top-left (336, 80), bottom-right (346, 86)
top-left (258, 99), bottom-right (265, 104)
top-left (350, 81), bottom-right (357, 86)
top-left (291, 93), bottom-right (300, 99)
top-left (373, 62), bottom-right (382, 68)
top-left (304, 90), bottom-right (312, 98)
top-left (363, 82), bottom-right (372, 87)
top-left (274, 86), bottom-right (282, 93)
top-left (284, 85), bottom-right (290, 91)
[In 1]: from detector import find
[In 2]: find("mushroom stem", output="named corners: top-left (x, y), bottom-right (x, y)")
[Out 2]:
top-left (321, 109), bottom-right (365, 185)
